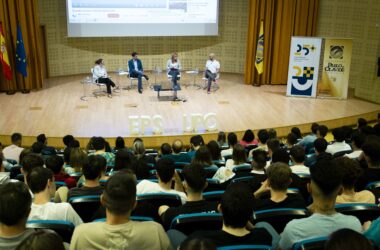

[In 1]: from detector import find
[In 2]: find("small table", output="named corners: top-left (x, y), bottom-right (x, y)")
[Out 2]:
top-left (185, 70), bottom-right (201, 90)
top-left (80, 77), bottom-right (94, 101)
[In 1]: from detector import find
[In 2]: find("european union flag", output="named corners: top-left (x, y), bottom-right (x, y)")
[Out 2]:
top-left (16, 24), bottom-right (27, 77)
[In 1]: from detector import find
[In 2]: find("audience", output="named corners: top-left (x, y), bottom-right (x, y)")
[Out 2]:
top-left (356, 140), bottom-right (380, 190)
top-left (70, 172), bottom-right (172, 249)
top-left (217, 131), bottom-right (227, 148)
top-left (325, 228), bottom-right (374, 250)
top-left (0, 151), bottom-right (10, 184)
top-left (88, 137), bottom-right (115, 167)
top-left (21, 154), bottom-right (45, 184)
top-left (268, 129), bottom-right (278, 140)
top-left (326, 127), bottom-right (352, 155)
top-left (3, 133), bottom-right (24, 164)
top-left (192, 146), bottom-right (214, 167)
top-left (114, 136), bottom-right (126, 152)
top-left (179, 238), bottom-right (216, 250)
top-left (207, 140), bottom-right (223, 161)
top-left (345, 132), bottom-right (365, 159)
top-left (248, 129), bottom-right (270, 157)
top-left (64, 147), bottom-right (87, 174)
top-left (291, 127), bottom-right (302, 140)
top-left (160, 142), bottom-right (173, 156)
top-left (289, 145), bottom-right (310, 175)
top-left (16, 231), bottom-right (65, 250)
top-left (188, 135), bottom-right (205, 159)
top-left (316, 125), bottom-right (328, 139)
top-left (286, 133), bottom-right (298, 150)
top-left (62, 135), bottom-right (74, 149)
top-left (246, 150), bottom-right (268, 192)
top-left (304, 138), bottom-right (328, 167)
top-left (267, 139), bottom-right (281, 160)
top-left (221, 133), bottom-right (238, 158)
top-left (162, 139), bottom-right (191, 163)
top-left (225, 144), bottom-right (247, 168)
top-left (297, 123), bottom-right (319, 153)
top-left (45, 155), bottom-right (77, 188)
top-left (132, 140), bottom-right (156, 165)
top-left (36, 133), bottom-right (56, 156)
top-left (239, 129), bottom-right (257, 146)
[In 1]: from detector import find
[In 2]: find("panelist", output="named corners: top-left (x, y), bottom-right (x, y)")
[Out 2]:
top-left (128, 52), bottom-right (149, 94)
top-left (167, 52), bottom-right (181, 88)
top-left (205, 53), bottom-right (220, 94)
top-left (93, 59), bottom-right (117, 98)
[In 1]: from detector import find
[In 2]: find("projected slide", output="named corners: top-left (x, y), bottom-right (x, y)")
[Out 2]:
top-left (66, 0), bottom-right (219, 37)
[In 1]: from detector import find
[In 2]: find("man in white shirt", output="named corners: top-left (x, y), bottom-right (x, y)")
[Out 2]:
top-left (326, 127), bottom-right (352, 155)
top-left (345, 133), bottom-right (364, 159)
top-left (137, 158), bottom-right (187, 204)
top-left (3, 133), bottom-right (24, 164)
top-left (205, 53), bottom-right (220, 94)
top-left (289, 145), bottom-right (310, 176)
top-left (27, 167), bottom-right (83, 226)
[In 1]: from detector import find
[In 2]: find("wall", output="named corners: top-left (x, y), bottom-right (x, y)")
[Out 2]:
top-left (38, 0), bottom-right (249, 76)
top-left (316, 0), bottom-right (380, 103)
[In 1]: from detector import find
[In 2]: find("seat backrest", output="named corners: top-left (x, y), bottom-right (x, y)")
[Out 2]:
top-left (232, 164), bottom-right (252, 174)
top-left (55, 181), bottom-right (67, 189)
top-left (213, 160), bottom-right (226, 167)
top-left (218, 245), bottom-right (273, 250)
top-left (135, 193), bottom-right (182, 221)
top-left (204, 178), bottom-right (225, 192)
top-left (253, 208), bottom-right (310, 233)
top-left (333, 150), bottom-right (353, 158)
top-left (69, 195), bottom-right (101, 223)
top-left (170, 212), bottom-right (223, 235)
top-left (10, 165), bottom-right (22, 179)
top-left (292, 236), bottom-right (328, 250)
top-left (203, 190), bottom-right (225, 202)
top-left (366, 181), bottom-right (380, 190)
top-left (335, 203), bottom-right (380, 223)
top-left (204, 165), bottom-right (219, 178)
top-left (174, 162), bottom-right (191, 169)
top-left (230, 176), bottom-right (255, 185)
top-left (26, 220), bottom-right (75, 243)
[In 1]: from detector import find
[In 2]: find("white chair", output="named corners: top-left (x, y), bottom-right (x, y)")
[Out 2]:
top-left (90, 68), bottom-right (107, 97)
top-left (127, 71), bottom-right (139, 90)
top-left (202, 72), bottom-right (220, 92)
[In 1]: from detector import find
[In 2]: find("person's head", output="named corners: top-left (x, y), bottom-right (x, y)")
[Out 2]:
top-left (290, 145), bottom-right (306, 164)
top-left (335, 157), bottom-right (362, 191)
top-left (291, 127), bottom-right (302, 139)
top-left (104, 141), bottom-right (112, 153)
top-left (133, 140), bottom-right (146, 159)
top-left (21, 154), bottom-right (44, 177)
top-left (27, 167), bottom-right (55, 197)
top-left (172, 139), bottom-right (184, 154)
top-left (69, 148), bottom-right (87, 171)
top-left (220, 183), bottom-right (254, 228)
top-left (217, 131), bottom-right (226, 144)
top-left (351, 133), bottom-right (365, 150)
top-left (361, 125), bottom-right (376, 136)
top-left (207, 140), bottom-right (221, 161)
top-left (232, 144), bottom-right (247, 165)
top-left (287, 133), bottom-right (298, 147)
top-left (69, 139), bottom-right (80, 148)
top-left (95, 58), bottom-right (104, 65)
top-left (311, 123), bottom-right (319, 134)
top-left (183, 164), bottom-right (207, 194)
top-left (11, 132), bottom-right (22, 146)
top-left (114, 149), bottom-right (136, 172)
top-left (156, 158), bottom-right (175, 183)
top-left (16, 231), bottom-right (65, 250)
top-left (0, 182), bottom-right (31, 228)
top-left (82, 155), bottom-right (105, 181)
top-left (271, 149), bottom-right (290, 164)
top-left (45, 155), bottom-right (64, 175)
top-left (332, 127), bottom-right (346, 142)
top-left (92, 137), bottom-right (106, 151)
top-left (242, 130), bottom-right (255, 143)
top-left (314, 138), bottom-right (328, 154)
top-left (268, 129), bottom-right (277, 139)
top-left (160, 143), bottom-right (172, 155)
top-left (115, 136), bottom-right (125, 150)
top-left (316, 125), bottom-right (328, 138)
top-left (251, 150), bottom-right (267, 170)
top-left (192, 146), bottom-right (212, 166)
top-left (357, 118), bottom-right (367, 129)
top-left (31, 142), bottom-right (44, 154)
top-left (267, 139), bottom-right (280, 156)
top-left (209, 53), bottom-right (215, 60)
top-left (325, 228), bottom-right (373, 250)
top-left (227, 132), bottom-right (238, 147)
top-left (101, 171), bottom-right (137, 216)
top-left (131, 52), bottom-right (138, 59)
top-left (19, 148), bottom-right (32, 164)
top-left (62, 135), bottom-right (74, 147)
top-left (341, 126), bottom-right (353, 141)
top-left (309, 158), bottom-right (343, 201)
top-left (362, 140), bottom-right (380, 168)
top-left (36, 134), bottom-right (47, 145)
top-left (257, 129), bottom-right (270, 144)
top-left (267, 162), bottom-right (292, 192)
top-left (179, 238), bottom-right (216, 250)
top-left (171, 52), bottom-right (178, 62)
top-left (190, 135), bottom-right (204, 149)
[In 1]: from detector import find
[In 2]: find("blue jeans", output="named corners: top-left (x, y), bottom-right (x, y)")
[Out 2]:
top-left (205, 70), bottom-right (217, 91)
top-left (168, 69), bottom-right (180, 86)
top-left (130, 70), bottom-right (143, 91)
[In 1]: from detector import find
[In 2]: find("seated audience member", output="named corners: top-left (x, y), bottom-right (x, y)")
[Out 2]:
top-left (0, 182), bottom-right (35, 249)
top-left (305, 138), bottom-right (329, 167)
top-left (286, 133), bottom-right (298, 150)
top-left (3, 133), bottom-right (24, 164)
top-left (225, 144), bottom-right (247, 168)
top-left (159, 164), bottom-right (218, 229)
top-left (253, 162), bottom-right (306, 211)
top-left (325, 228), bottom-right (374, 250)
top-left (36, 134), bottom-right (56, 155)
top-left (31, 142), bottom-right (45, 155)
top-left (70, 172), bottom-right (171, 250)
top-left (0, 151), bottom-right (10, 184)
top-left (207, 140), bottom-right (223, 161)
top-left (356, 118), bottom-right (368, 132)
top-left (68, 155), bottom-right (105, 199)
top-left (192, 146), bottom-right (214, 167)
top-left (132, 140), bottom-right (156, 165)
top-left (45, 155), bottom-right (76, 188)
top-left (278, 158), bottom-right (362, 250)
top-left (113, 148), bottom-right (136, 172)
top-left (162, 139), bottom-right (191, 163)
top-left (345, 133), bottom-right (365, 159)
top-left (221, 133), bottom-right (238, 158)
top-left (21, 154), bottom-right (45, 184)
top-left (27, 167), bottom-right (82, 226)
top-left (217, 131), bottom-right (227, 148)
top-left (179, 238), bottom-right (216, 250)
top-left (182, 183), bottom-right (273, 248)
top-left (248, 129), bottom-right (270, 157)
top-left (289, 145), bottom-right (310, 175)
top-left (267, 139), bottom-right (281, 160)
top-left (297, 123), bottom-right (319, 153)
top-left (64, 147), bottom-right (87, 174)
top-left (364, 216), bottom-right (380, 248)
top-left (188, 135), bottom-right (205, 159)
top-left (16, 231), bottom-right (65, 250)
top-left (160, 143), bottom-right (173, 157)
top-left (336, 157), bottom-right (375, 204)
top-left (326, 127), bottom-right (352, 155)
top-left (356, 140), bottom-right (380, 191)
top-left (316, 125), bottom-right (328, 139)
top-left (291, 127), bottom-right (302, 141)
top-left (268, 129), bottom-right (278, 140)
top-left (137, 158), bottom-right (187, 204)
top-left (374, 113), bottom-right (380, 137)
top-left (62, 135), bottom-right (75, 149)
top-left (240, 129), bottom-right (258, 146)
top-left (246, 150), bottom-right (268, 192)
top-left (88, 137), bottom-right (115, 167)
top-left (113, 136), bottom-right (126, 152)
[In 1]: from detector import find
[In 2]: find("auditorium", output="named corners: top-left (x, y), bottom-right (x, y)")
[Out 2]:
top-left (0, 0), bottom-right (379, 249)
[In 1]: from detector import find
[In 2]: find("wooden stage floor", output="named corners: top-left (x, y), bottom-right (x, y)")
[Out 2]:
top-left (1, 72), bottom-right (379, 147)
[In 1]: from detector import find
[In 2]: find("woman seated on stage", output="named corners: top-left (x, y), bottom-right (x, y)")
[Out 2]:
top-left (167, 52), bottom-right (181, 88)
top-left (93, 58), bottom-right (117, 98)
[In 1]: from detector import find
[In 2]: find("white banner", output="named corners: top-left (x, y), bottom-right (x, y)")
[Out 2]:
top-left (286, 37), bottom-right (322, 98)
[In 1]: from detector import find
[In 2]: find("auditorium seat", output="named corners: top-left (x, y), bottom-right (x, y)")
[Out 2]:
top-left (5, 159), bottom-right (17, 165)
top-left (335, 203), bottom-right (380, 223)
top-left (217, 245), bottom-right (273, 250)
top-left (54, 181), bottom-right (67, 189)
top-left (204, 165), bottom-right (219, 178)
top-left (69, 195), bottom-right (101, 223)
top-left (292, 236), bottom-right (328, 250)
top-left (232, 164), bottom-right (252, 174)
top-left (365, 181), bottom-right (380, 191)
top-left (333, 150), bottom-right (353, 158)
top-left (9, 165), bottom-right (22, 179)
top-left (230, 176), bottom-right (255, 185)
top-left (203, 190), bottom-right (224, 202)
top-left (135, 193), bottom-right (182, 221)
top-left (170, 212), bottom-right (223, 235)
top-left (253, 208), bottom-right (310, 233)
top-left (204, 178), bottom-right (225, 192)
top-left (213, 160), bottom-right (226, 167)
top-left (26, 220), bottom-right (75, 243)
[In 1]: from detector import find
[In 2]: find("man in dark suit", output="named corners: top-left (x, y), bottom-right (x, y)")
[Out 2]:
top-left (128, 52), bottom-right (149, 94)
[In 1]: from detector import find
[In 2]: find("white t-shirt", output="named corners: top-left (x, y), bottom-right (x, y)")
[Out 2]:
top-left (3, 144), bottom-right (24, 164)
top-left (326, 141), bottom-right (352, 155)
top-left (167, 59), bottom-right (181, 71)
top-left (212, 167), bottom-right (235, 183)
top-left (290, 164), bottom-right (310, 175)
top-left (136, 180), bottom-right (187, 204)
top-left (345, 150), bottom-right (362, 159)
top-left (28, 202), bottom-right (83, 226)
top-left (205, 59), bottom-right (220, 74)
top-left (93, 64), bottom-right (107, 80)
top-left (221, 148), bottom-right (233, 158)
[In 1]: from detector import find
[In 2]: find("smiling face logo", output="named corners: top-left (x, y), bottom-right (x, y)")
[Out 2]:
top-left (290, 66), bottom-right (315, 95)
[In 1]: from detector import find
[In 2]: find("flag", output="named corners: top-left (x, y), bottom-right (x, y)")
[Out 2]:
top-left (0, 23), bottom-right (13, 80)
top-left (16, 23), bottom-right (27, 77)
top-left (255, 20), bottom-right (264, 75)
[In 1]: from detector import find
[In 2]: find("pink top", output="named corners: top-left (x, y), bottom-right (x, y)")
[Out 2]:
top-left (239, 139), bottom-right (258, 147)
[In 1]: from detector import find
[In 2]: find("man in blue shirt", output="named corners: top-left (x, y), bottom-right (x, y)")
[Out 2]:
top-left (128, 52), bottom-right (149, 94)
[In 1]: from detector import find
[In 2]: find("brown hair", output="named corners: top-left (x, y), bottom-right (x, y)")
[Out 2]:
top-left (95, 58), bottom-right (103, 65)
top-left (171, 52), bottom-right (178, 63)
top-left (267, 162), bottom-right (292, 191)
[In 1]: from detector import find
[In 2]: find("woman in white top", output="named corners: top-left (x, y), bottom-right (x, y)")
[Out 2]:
top-left (93, 58), bottom-right (116, 97)
top-left (166, 52), bottom-right (181, 87)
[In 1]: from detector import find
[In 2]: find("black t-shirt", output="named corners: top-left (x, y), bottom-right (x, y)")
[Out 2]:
top-left (225, 172), bottom-right (267, 193)
top-left (162, 200), bottom-right (218, 229)
top-left (253, 194), bottom-right (306, 211)
top-left (67, 186), bottom-right (104, 200)
top-left (188, 228), bottom-right (272, 247)
top-left (356, 167), bottom-right (380, 191)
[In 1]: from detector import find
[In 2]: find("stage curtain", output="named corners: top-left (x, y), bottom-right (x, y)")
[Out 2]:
top-left (0, 0), bottom-right (43, 91)
top-left (244, 0), bottom-right (319, 85)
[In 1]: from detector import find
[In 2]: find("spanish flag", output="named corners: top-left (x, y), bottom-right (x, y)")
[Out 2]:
top-left (255, 20), bottom-right (264, 75)
top-left (0, 23), bottom-right (12, 80)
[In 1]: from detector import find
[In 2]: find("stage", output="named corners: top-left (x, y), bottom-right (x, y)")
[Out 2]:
top-left (1, 72), bottom-right (379, 148)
